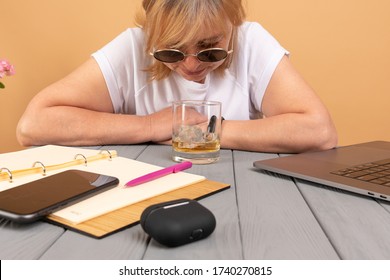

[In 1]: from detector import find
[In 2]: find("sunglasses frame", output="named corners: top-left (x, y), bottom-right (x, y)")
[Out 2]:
top-left (150, 48), bottom-right (233, 63)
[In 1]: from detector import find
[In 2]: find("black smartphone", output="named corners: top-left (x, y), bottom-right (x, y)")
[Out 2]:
top-left (0, 169), bottom-right (119, 223)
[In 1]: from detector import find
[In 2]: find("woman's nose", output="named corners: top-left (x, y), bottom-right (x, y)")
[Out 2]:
top-left (181, 54), bottom-right (201, 69)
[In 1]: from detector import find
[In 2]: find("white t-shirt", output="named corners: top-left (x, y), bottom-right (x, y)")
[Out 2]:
top-left (92, 21), bottom-right (287, 120)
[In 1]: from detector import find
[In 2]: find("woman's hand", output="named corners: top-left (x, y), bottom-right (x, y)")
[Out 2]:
top-left (148, 106), bottom-right (208, 143)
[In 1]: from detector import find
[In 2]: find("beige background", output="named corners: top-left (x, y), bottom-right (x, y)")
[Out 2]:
top-left (1, 0), bottom-right (389, 153)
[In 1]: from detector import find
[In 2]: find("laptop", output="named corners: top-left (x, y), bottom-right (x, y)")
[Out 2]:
top-left (253, 141), bottom-right (390, 201)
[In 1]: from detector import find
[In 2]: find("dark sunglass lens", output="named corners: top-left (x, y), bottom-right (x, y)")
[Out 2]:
top-left (197, 49), bottom-right (228, 62)
top-left (154, 50), bottom-right (184, 63)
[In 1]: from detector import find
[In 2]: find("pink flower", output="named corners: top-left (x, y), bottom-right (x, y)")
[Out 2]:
top-left (0, 59), bottom-right (15, 89)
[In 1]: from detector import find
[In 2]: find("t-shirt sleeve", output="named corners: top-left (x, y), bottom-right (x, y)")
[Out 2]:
top-left (92, 29), bottom-right (146, 114)
top-left (238, 22), bottom-right (289, 114)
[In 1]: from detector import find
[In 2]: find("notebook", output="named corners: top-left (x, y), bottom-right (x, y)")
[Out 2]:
top-left (253, 141), bottom-right (390, 201)
top-left (0, 145), bottom-right (205, 224)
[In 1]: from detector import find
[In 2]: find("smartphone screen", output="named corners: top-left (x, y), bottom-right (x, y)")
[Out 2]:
top-left (0, 170), bottom-right (119, 223)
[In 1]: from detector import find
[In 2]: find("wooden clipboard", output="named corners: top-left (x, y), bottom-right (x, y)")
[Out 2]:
top-left (46, 179), bottom-right (230, 238)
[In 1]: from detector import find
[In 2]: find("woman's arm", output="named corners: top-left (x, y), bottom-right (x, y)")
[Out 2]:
top-left (16, 58), bottom-right (173, 146)
top-left (18, 55), bottom-right (337, 153)
top-left (220, 55), bottom-right (338, 153)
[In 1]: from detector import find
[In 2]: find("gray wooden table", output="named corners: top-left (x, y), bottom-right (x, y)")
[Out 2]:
top-left (1, 144), bottom-right (390, 260)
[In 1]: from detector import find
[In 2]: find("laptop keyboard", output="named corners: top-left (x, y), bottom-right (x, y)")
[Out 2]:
top-left (331, 158), bottom-right (390, 186)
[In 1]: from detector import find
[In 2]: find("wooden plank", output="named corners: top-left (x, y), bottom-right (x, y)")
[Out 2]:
top-left (40, 226), bottom-right (149, 260)
top-left (0, 220), bottom-right (64, 260)
top-left (136, 145), bottom-right (243, 259)
top-left (234, 150), bottom-right (339, 259)
top-left (296, 178), bottom-right (390, 259)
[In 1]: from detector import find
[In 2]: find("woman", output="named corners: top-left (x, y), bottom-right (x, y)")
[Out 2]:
top-left (17, 0), bottom-right (337, 153)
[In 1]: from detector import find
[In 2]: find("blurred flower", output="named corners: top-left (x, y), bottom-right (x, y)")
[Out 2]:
top-left (0, 59), bottom-right (15, 89)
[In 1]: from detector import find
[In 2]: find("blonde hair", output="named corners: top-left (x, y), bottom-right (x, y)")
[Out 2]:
top-left (136, 0), bottom-right (246, 80)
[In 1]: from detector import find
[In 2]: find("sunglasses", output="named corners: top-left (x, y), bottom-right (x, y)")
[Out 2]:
top-left (150, 48), bottom-right (233, 63)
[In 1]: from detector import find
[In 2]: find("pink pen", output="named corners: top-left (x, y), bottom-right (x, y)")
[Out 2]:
top-left (124, 161), bottom-right (193, 187)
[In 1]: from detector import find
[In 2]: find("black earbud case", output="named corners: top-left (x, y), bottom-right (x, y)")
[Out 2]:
top-left (140, 199), bottom-right (216, 247)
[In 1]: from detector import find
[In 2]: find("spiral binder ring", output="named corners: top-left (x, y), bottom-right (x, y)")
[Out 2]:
top-left (74, 154), bottom-right (88, 166)
top-left (99, 150), bottom-right (113, 161)
top-left (1, 167), bottom-right (13, 183)
top-left (32, 161), bottom-right (47, 176)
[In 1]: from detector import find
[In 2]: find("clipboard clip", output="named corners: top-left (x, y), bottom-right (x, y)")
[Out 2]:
top-left (0, 167), bottom-right (13, 183)
top-left (32, 161), bottom-right (47, 176)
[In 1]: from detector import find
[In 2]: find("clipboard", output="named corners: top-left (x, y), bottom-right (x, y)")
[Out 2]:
top-left (0, 145), bottom-right (230, 238)
top-left (1, 145), bottom-right (207, 224)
